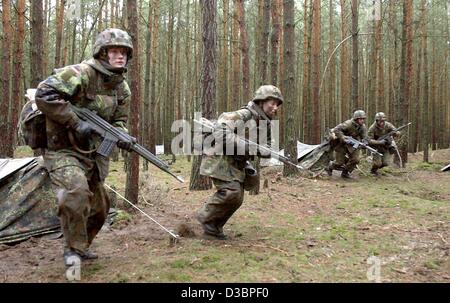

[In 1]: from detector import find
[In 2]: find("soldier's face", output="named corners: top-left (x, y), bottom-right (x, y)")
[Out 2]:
top-left (356, 118), bottom-right (366, 126)
top-left (376, 120), bottom-right (385, 128)
top-left (107, 47), bottom-right (128, 68)
top-left (262, 98), bottom-right (281, 119)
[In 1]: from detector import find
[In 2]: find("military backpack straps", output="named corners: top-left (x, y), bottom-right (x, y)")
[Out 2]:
top-left (18, 89), bottom-right (48, 150)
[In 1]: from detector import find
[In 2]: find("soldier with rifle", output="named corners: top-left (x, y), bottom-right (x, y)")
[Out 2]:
top-left (367, 112), bottom-right (409, 176)
top-left (195, 85), bottom-right (285, 240)
top-left (326, 110), bottom-right (371, 179)
top-left (34, 28), bottom-right (140, 267)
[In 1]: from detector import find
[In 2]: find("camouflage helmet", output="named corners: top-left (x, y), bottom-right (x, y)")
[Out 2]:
top-left (375, 112), bottom-right (387, 121)
top-left (252, 85), bottom-right (284, 105)
top-left (93, 28), bottom-right (133, 59)
top-left (352, 110), bottom-right (367, 120)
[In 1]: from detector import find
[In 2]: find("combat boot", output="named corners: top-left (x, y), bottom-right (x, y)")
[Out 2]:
top-left (325, 164), bottom-right (333, 176)
top-left (201, 222), bottom-right (228, 240)
top-left (341, 170), bottom-right (352, 179)
top-left (370, 168), bottom-right (379, 176)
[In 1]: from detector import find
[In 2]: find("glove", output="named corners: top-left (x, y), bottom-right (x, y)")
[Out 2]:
top-left (72, 120), bottom-right (98, 141)
top-left (117, 140), bottom-right (133, 151)
top-left (117, 137), bottom-right (136, 151)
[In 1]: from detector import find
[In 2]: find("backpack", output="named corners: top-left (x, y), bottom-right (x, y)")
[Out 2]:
top-left (17, 89), bottom-right (47, 149)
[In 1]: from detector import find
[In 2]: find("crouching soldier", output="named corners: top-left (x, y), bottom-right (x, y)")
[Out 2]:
top-left (367, 112), bottom-right (400, 176)
top-left (35, 28), bottom-right (134, 267)
top-left (326, 110), bottom-right (368, 179)
top-left (196, 85), bottom-right (283, 239)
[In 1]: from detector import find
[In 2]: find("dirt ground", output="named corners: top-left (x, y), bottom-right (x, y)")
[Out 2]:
top-left (1, 148), bottom-right (449, 282)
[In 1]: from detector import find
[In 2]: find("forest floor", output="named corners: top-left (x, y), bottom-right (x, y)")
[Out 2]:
top-left (1, 148), bottom-right (449, 283)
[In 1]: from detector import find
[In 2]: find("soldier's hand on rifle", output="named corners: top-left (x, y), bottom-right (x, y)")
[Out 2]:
top-left (72, 120), bottom-right (99, 141)
top-left (117, 137), bottom-right (136, 151)
top-left (342, 135), bottom-right (351, 144)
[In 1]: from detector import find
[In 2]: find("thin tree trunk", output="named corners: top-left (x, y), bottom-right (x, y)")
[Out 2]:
top-left (311, 0), bottom-right (321, 144)
top-left (190, 0), bottom-right (217, 191)
top-left (125, 0), bottom-right (140, 204)
top-left (0, 0), bottom-right (12, 157)
top-left (270, 0), bottom-right (281, 86)
top-left (10, 0), bottom-right (26, 155)
top-left (30, 0), bottom-right (44, 88)
top-left (282, 0), bottom-right (298, 177)
top-left (218, 0), bottom-right (229, 114)
top-left (351, 0), bottom-right (359, 110)
top-left (54, 0), bottom-right (66, 68)
top-left (236, 0), bottom-right (250, 103)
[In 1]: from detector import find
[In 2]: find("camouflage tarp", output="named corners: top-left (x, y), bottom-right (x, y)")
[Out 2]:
top-left (261, 141), bottom-right (332, 172)
top-left (0, 157), bottom-right (118, 245)
top-left (0, 157), bottom-right (60, 244)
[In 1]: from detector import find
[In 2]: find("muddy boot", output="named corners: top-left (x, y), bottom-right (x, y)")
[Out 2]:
top-left (325, 163), bottom-right (333, 176)
top-left (80, 251), bottom-right (98, 260)
top-left (341, 170), bottom-right (352, 179)
top-left (370, 168), bottom-right (379, 176)
top-left (200, 222), bottom-right (228, 240)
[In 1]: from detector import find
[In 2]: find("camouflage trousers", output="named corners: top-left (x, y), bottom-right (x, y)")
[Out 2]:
top-left (44, 151), bottom-right (110, 255)
top-left (330, 144), bottom-right (360, 173)
top-left (197, 178), bottom-right (245, 234)
top-left (372, 148), bottom-right (391, 171)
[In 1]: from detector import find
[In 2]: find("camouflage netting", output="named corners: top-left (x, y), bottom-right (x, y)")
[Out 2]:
top-left (0, 157), bottom-right (60, 244)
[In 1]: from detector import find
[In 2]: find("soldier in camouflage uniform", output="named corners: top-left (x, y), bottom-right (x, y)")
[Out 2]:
top-left (35, 28), bottom-right (133, 266)
top-left (326, 110), bottom-right (369, 179)
top-left (197, 85), bottom-right (283, 239)
top-left (367, 112), bottom-right (400, 176)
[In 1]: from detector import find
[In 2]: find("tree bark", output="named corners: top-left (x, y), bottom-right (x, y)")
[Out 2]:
top-left (189, 0), bottom-right (217, 191)
top-left (282, 0), bottom-right (299, 177)
top-left (125, 0), bottom-right (141, 204)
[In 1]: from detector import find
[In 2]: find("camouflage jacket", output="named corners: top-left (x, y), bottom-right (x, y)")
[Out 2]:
top-left (35, 58), bottom-right (130, 180)
top-left (332, 119), bottom-right (368, 143)
top-left (35, 58), bottom-right (130, 152)
top-left (368, 121), bottom-right (398, 149)
top-left (200, 101), bottom-right (272, 182)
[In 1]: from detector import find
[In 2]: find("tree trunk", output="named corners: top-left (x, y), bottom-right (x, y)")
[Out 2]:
top-left (189, 0), bottom-right (217, 191)
top-left (339, 0), bottom-right (350, 120)
top-left (150, 0), bottom-right (160, 152)
top-left (311, 0), bottom-right (321, 144)
top-left (236, 0), bottom-right (250, 103)
top-left (218, 0), bottom-right (229, 114)
top-left (282, 0), bottom-right (299, 177)
top-left (54, 0), bottom-right (66, 68)
top-left (395, 0), bottom-right (413, 167)
top-left (420, 0), bottom-right (429, 162)
top-left (30, 0), bottom-right (44, 88)
top-left (125, 0), bottom-right (140, 204)
top-left (270, 0), bottom-right (281, 86)
top-left (0, 0), bottom-right (12, 157)
top-left (10, 0), bottom-right (26, 155)
top-left (142, 1), bottom-right (154, 170)
top-left (351, 0), bottom-right (359, 111)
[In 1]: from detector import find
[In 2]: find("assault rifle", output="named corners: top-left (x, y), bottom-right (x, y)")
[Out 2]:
top-left (194, 117), bottom-right (305, 170)
top-left (378, 122), bottom-right (412, 142)
top-left (343, 137), bottom-right (383, 157)
top-left (71, 106), bottom-right (184, 183)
